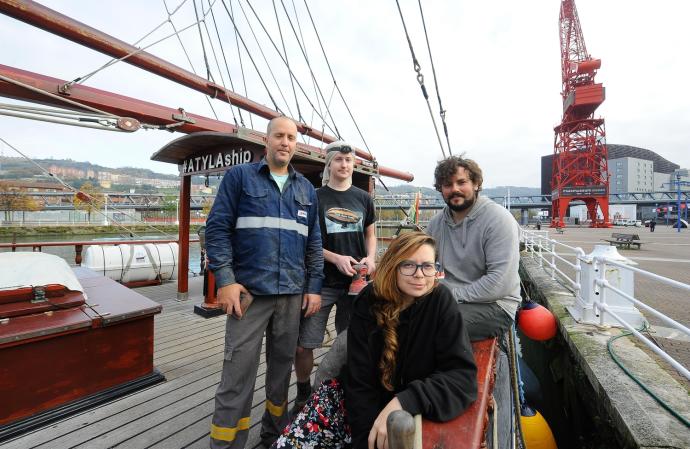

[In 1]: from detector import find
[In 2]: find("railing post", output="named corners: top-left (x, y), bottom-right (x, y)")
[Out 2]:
top-left (596, 257), bottom-right (608, 326)
top-left (567, 245), bottom-right (645, 328)
top-left (538, 237), bottom-right (543, 267)
top-left (387, 410), bottom-right (416, 449)
top-left (75, 244), bottom-right (83, 265)
top-left (550, 240), bottom-right (556, 280)
top-left (574, 248), bottom-right (584, 301)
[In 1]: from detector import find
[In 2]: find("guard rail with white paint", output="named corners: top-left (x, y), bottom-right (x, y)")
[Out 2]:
top-left (520, 227), bottom-right (690, 381)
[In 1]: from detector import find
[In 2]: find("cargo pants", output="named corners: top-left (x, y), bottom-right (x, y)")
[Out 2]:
top-left (210, 294), bottom-right (302, 449)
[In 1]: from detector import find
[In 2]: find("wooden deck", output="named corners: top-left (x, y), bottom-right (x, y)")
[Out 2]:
top-left (2, 277), bottom-right (334, 449)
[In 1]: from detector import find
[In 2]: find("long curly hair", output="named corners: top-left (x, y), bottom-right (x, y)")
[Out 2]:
top-left (372, 231), bottom-right (437, 391)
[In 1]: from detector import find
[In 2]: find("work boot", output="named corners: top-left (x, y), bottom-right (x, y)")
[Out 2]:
top-left (290, 380), bottom-right (311, 417)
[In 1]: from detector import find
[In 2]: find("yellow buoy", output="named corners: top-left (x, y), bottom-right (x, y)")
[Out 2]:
top-left (520, 409), bottom-right (558, 449)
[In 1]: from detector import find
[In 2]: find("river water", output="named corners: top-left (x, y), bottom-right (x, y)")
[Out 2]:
top-left (0, 233), bottom-right (203, 274)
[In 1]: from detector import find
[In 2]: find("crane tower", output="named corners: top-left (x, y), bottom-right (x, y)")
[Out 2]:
top-left (551, 0), bottom-right (610, 228)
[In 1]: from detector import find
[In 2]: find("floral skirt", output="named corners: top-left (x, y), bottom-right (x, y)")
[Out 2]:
top-left (271, 378), bottom-right (351, 449)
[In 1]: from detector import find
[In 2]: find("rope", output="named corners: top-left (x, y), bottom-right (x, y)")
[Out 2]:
top-left (193, 0), bottom-right (215, 82)
top-left (277, 0), bottom-right (341, 139)
top-left (0, 108), bottom-right (126, 133)
top-left (206, 0), bottom-right (244, 126)
top-left (235, 0), bottom-right (295, 117)
top-left (303, 0), bottom-right (374, 158)
top-left (416, 0), bottom-right (452, 156)
top-left (274, 0), bottom-right (303, 123)
top-left (243, 0), bottom-right (340, 137)
top-left (0, 74), bottom-right (118, 118)
top-left (393, 0), bottom-right (447, 159)
top-left (291, 0), bottom-right (323, 145)
top-left (607, 324), bottom-right (690, 428)
top-left (63, 1), bottom-right (217, 90)
top-left (509, 326), bottom-right (528, 449)
top-left (219, 0), bottom-right (283, 113)
top-left (228, 0), bottom-right (253, 128)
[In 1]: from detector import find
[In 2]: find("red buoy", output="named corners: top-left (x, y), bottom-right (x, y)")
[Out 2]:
top-left (518, 301), bottom-right (557, 341)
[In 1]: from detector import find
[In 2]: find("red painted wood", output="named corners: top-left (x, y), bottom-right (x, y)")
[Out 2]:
top-left (178, 176), bottom-right (191, 296)
top-left (0, 289), bottom-right (85, 318)
top-left (422, 338), bottom-right (498, 449)
top-left (0, 269), bottom-right (161, 427)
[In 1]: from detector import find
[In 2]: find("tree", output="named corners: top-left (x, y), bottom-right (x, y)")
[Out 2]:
top-left (73, 182), bottom-right (105, 223)
top-left (202, 198), bottom-right (213, 218)
top-left (162, 194), bottom-right (178, 222)
top-left (0, 184), bottom-right (42, 223)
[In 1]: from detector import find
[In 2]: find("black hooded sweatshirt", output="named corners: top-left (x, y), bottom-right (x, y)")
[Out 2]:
top-left (344, 283), bottom-right (477, 449)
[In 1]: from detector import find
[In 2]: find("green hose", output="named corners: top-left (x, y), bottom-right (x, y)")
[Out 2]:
top-left (607, 327), bottom-right (690, 428)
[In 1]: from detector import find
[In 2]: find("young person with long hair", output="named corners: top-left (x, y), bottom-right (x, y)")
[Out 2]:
top-left (272, 232), bottom-right (476, 449)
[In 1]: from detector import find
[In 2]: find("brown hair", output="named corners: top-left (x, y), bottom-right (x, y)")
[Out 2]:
top-left (433, 155), bottom-right (483, 192)
top-left (372, 231), bottom-right (437, 391)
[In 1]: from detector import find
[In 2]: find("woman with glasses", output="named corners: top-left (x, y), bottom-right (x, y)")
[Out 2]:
top-left (272, 232), bottom-right (476, 449)
top-left (345, 231), bottom-right (477, 449)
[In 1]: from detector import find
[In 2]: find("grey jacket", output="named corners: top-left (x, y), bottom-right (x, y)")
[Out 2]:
top-left (426, 195), bottom-right (521, 319)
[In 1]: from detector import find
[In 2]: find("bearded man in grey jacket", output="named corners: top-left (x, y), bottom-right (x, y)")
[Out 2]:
top-left (426, 156), bottom-right (520, 449)
top-left (426, 156), bottom-right (521, 341)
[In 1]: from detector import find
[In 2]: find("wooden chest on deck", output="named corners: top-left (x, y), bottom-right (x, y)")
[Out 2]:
top-left (0, 267), bottom-right (164, 440)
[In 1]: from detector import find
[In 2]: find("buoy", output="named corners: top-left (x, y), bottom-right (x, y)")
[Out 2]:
top-left (520, 405), bottom-right (558, 449)
top-left (517, 301), bottom-right (557, 341)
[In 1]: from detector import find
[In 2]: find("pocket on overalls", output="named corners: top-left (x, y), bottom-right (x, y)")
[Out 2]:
top-left (241, 187), bottom-right (268, 215)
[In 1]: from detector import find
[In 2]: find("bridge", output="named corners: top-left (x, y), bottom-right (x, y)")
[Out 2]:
top-left (373, 191), bottom-right (690, 210)
top-left (1, 190), bottom-right (688, 213)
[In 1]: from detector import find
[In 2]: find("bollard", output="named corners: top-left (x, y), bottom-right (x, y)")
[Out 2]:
top-left (387, 410), bottom-right (416, 449)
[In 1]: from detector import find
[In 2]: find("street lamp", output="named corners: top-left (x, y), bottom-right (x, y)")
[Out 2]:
top-left (662, 170), bottom-right (689, 233)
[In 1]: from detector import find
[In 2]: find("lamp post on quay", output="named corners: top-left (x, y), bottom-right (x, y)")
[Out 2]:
top-left (662, 170), bottom-right (690, 233)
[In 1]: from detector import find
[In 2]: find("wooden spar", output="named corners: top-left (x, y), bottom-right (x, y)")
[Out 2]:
top-left (0, 0), bottom-right (378, 161)
top-left (0, 64), bottom-right (414, 182)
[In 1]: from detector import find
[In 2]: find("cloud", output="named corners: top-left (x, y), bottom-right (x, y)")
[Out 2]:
top-left (1, 0), bottom-right (688, 189)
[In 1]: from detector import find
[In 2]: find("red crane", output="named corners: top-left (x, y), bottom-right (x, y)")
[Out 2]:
top-left (551, 0), bottom-right (610, 228)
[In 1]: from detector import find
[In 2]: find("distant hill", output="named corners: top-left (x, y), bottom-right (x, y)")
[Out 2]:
top-left (0, 157), bottom-right (178, 181)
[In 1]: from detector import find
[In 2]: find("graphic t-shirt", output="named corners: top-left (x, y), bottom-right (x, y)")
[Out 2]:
top-left (316, 185), bottom-right (376, 288)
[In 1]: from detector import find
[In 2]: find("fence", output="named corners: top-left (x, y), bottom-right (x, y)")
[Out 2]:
top-left (520, 227), bottom-right (690, 381)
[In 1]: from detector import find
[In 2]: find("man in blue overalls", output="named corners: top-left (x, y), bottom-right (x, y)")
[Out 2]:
top-left (205, 116), bottom-right (324, 449)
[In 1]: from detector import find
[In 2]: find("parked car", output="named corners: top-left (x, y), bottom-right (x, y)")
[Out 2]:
top-left (672, 219), bottom-right (688, 228)
top-left (614, 218), bottom-right (641, 227)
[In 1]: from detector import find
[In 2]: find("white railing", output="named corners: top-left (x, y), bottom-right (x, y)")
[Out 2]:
top-left (521, 227), bottom-right (690, 381)
top-left (592, 256), bottom-right (690, 380)
top-left (520, 228), bottom-right (586, 298)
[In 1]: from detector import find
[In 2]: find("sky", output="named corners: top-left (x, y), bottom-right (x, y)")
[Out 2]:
top-left (0, 0), bottom-right (688, 189)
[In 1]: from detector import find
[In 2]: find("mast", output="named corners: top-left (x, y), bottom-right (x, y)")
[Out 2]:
top-left (0, 0), bottom-right (375, 163)
top-left (0, 64), bottom-right (414, 182)
top-left (551, 0), bottom-right (610, 228)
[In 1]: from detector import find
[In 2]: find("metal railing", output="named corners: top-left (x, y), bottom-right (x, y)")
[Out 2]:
top-left (0, 238), bottom-right (199, 266)
top-left (520, 228), bottom-right (690, 381)
top-left (591, 256), bottom-right (690, 380)
top-left (520, 228), bottom-right (585, 298)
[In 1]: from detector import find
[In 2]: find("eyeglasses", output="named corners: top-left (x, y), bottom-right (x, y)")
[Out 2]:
top-left (327, 145), bottom-right (354, 154)
top-left (398, 261), bottom-right (441, 277)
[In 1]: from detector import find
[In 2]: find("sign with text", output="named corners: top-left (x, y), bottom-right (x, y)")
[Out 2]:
top-left (180, 147), bottom-right (258, 176)
top-left (560, 185), bottom-right (607, 197)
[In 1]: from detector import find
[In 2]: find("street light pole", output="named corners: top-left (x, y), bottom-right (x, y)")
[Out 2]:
top-left (677, 172), bottom-right (682, 233)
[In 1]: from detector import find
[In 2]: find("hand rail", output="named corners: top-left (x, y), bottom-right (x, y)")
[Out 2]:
top-left (521, 227), bottom-right (690, 381)
top-left (0, 238), bottom-right (199, 265)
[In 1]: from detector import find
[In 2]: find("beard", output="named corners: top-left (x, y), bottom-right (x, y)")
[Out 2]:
top-left (445, 192), bottom-right (476, 212)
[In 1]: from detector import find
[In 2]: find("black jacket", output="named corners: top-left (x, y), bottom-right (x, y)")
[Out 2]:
top-left (344, 283), bottom-right (477, 448)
